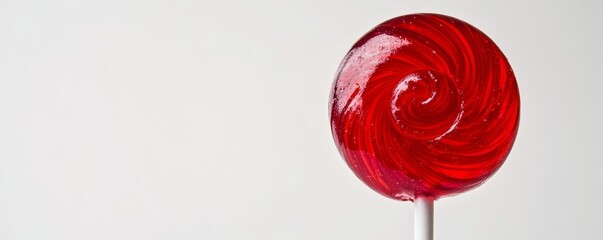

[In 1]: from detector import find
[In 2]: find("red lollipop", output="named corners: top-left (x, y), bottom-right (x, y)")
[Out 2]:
top-left (329, 13), bottom-right (519, 239)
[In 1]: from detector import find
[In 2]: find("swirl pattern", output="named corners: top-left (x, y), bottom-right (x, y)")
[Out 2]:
top-left (329, 14), bottom-right (520, 201)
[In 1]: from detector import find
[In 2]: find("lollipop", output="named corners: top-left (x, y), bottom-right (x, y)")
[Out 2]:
top-left (329, 13), bottom-right (519, 239)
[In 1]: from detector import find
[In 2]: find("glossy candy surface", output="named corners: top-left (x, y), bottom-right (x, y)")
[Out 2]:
top-left (329, 14), bottom-right (520, 201)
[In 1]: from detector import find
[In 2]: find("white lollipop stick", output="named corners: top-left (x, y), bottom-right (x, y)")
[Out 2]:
top-left (414, 197), bottom-right (434, 240)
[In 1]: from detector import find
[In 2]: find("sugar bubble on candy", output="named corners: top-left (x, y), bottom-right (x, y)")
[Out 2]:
top-left (329, 13), bottom-right (519, 239)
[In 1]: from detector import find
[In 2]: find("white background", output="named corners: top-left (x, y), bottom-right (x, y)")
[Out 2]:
top-left (1, 0), bottom-right (601, 239)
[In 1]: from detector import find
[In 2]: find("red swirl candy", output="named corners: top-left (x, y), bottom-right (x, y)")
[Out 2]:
top-left (329, 14), bottom-right (520, 201)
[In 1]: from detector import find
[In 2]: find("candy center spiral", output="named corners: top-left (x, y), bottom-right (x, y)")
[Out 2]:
top-left (390, 70), bottom-right (463, 141)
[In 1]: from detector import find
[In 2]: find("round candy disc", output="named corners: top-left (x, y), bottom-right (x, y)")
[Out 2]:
top-left (329, 13), bottom-right (520, 201)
